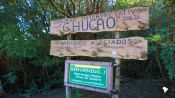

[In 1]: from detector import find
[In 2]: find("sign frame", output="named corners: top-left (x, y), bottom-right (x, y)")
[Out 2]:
top-left (64, 60), bottom-right (113, 94)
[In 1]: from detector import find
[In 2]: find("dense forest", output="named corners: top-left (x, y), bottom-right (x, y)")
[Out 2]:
top-left (0, 0), bottom-right (175, 98)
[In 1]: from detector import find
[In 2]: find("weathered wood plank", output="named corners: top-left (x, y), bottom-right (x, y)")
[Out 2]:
top-left (50, 7), bottom-right (149, 36)
top-left (50, 37), bottom-right (147, 60)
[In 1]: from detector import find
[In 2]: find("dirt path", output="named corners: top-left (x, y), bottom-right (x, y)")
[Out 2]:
top-left (2, 79), bottom-right (175, 98)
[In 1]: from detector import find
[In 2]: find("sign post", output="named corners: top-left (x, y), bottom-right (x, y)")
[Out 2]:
top-left (112, 32), bottom-right (121, 98)
top-left (66, 34), bottom-right (71, 98)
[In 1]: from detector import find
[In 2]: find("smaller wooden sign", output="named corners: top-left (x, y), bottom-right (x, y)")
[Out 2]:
top-left (64, 60), bottom-right (113, 94)
top-left (50, 37), bottom-right (147, 60)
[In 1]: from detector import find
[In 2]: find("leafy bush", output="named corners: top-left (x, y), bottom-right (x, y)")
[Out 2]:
top-left (160, 41), bottom-right (175, 79)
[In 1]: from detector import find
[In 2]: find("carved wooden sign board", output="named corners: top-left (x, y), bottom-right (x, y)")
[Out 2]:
top-left (50, 37), bottom-right (147, 60)
top-left (50, 7), bottom-right (149, 36)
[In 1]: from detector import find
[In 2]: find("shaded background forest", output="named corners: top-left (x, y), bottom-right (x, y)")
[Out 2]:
top-left (0, 0), bottom-right (175, 97)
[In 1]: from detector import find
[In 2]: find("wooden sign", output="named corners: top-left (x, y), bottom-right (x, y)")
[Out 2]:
top-left (50, 37), bottom-right (147, 60)
top-left (50, 7), bottom-right (149, 36)
top-left (64, 60), bottom-right (113, 94)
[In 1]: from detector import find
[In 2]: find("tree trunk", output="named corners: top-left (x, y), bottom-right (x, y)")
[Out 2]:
top-left (173, 31), bottom-right (175, 40)
top-left (0, 80), bottom-right (3, 95)
top-left (86, 0), bottom-right (90, 15)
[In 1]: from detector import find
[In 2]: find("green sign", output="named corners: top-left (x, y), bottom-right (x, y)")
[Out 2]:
top-left (68, 64), bottom-right (107, 89)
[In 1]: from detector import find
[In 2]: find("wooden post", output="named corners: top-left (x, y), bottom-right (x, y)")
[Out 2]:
top-left (112, 32), bottom-right (121, 98)
top-left (66, 34), bottom-right (71, 98)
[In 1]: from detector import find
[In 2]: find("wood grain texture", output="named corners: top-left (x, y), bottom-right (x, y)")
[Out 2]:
top-left (50, 7), bottom-right (149, 36)
top-left (50, 37), bottom-right (148, 60)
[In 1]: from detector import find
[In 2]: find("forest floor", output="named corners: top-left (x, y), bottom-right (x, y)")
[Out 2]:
top-left (1, 78), bottom-right (175, 98)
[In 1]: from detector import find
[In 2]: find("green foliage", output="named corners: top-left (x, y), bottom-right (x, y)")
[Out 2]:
top-left (160, 42), bottom-right (175, 79)
top-left (72, 89), bottom-right (84, 98)
top-left (2, 72), bottom-right (17, 84)
top-left (149, 34), bottom-right (162, 42)
top-left (0, 1), bottom-right (63, 95)
top-left (30, 56), bottom-right (57, 68)
top-left (25, 80), bottom-right (38, 94)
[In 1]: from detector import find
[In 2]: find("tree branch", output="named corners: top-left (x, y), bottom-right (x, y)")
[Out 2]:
top-left (66, 3), bottom-right (73, 17)
top-left (38, 0), bottom-right (49, 33)
top-left (99, 0), bottom-right (107, 12)
top-left (96, 0), bottom-right (100, 13)
top-left (89, 0), bottom-right (96, 14)
top-left (86, 0), bottom-right (90, 15)
top-left (48, 0), bottom-right (71, 17)
top-left (70, 0), bottom-right (76, 16)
